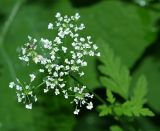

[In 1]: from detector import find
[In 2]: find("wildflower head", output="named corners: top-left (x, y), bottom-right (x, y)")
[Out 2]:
top-left (9, 76), bottom-right (37, 109)
top-left (9, 12), bottom-right (100, 114)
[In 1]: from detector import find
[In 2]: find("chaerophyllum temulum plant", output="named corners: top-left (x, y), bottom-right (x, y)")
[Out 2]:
top-left (9, 12), bottom-right (100, 115)
top-left (8, 12), bottom-right (154, 122)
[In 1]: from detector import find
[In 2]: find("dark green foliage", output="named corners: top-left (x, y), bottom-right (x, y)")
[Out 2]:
top-left (0, 0), bottom-right (160, 131)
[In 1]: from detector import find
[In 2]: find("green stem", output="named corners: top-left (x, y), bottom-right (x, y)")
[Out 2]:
top-left (0, 0), bottom-right (25, 47)
top-left (0, 0), bottom-right (25, 80)
top-left (34, 81), bottom-right (46, 90)
top-left (69, 74), bottom-right (106, 105)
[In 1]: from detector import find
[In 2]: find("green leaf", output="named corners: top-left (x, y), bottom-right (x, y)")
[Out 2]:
top-left (99, 41), bottom-right (131, 99)
top-left (139, 108), bottom-right (155, 116)
top-left (110, 125), bottom-right (123, 131)
top-left (98, 42), bottom-right (154, 117)
top-left (106, 90), bottom-right (116, 104)
top-left (132, 75), bottom-right (148, 105)
top-left (79, 0), bottom-right (158, 68)
top-left (133, 56), bottom-right (160, 112)
top-left (113, 101), bottom-right (154, 117)
top-left (98, 105), bottom-right (112, 117)
top-left (122, 101), bottom-right (154, 117)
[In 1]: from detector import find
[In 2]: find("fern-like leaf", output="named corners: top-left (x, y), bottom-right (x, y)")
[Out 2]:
top-left (99, 41), bottom-right (131, 99)
top-left (132, 75), bottom-right (148, 105)
top-left (98, 41), bottom-right (154, 117)
top-left (106, 89), bottom-right (115, 104)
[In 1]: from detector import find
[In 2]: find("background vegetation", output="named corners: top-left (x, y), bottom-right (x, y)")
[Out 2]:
top-left (0, 0), bottom-right (160, 131)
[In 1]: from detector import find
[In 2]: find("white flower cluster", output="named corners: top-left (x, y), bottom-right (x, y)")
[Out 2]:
top-left (69, 86), bottom-right (94, 115)
top-left (10, 12), bottom-right (100, 114)
top-left (9, 75), bottom-right (37, 109)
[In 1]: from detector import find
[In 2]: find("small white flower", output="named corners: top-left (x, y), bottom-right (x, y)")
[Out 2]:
top-left (25, 85), bottom-right (29, 89)
top-left (53, 72), bottom-right (58, 77)
top-left (86, 102), bottom-right (93, 110)
top-left (74, 87), bottom-right (79, 92)
top-left (55, 66), bottom-right (61, 71)
top-left (28, 35), bottom-right (32, 41)
top-left (17, 93), bottom-right (22, 102)
top-left (96, 52), bottom-right (101, 56)
top-left (55, 12), bottom-right (61, 18)
top-left (22, 48), bottom-right (26, 55)
top-left (48, 23), bottom-right (53, 29)
top-left (9, 82), bottom-right (15, 88)
top-left (33, 55), bottom-right (43, 64)
top-left (55, 88), bottom-right (60, 95)
top-left (79, 72), bottom-right (84, 77)
top-left (89, 51), bottom-right (94, 56)
top-left (59, 83), bottom-right (65, 88)
top-left (62, 46), bottom-right (67, 53)
top-left (81, 61), bottom-right (87, 66)
top-left (29, 74), bottom-right (36, 82)
top-left (79, 25), bottom-right (85, 30)
top-left (75, 13), bottom-right (80, 20)
top-left (93, 44), bottom-right (98, 50)
top-left (16, 85), bottom-right (22, 91)
top-left (39, 69), bottom-right (44, 73)
top-left (54, 37), bottom-right (62, 44)
top-left (28, 91), bottom-right (33, 95)
top-left (50, 84), bottom-right (56, 89)
top-left (58, 30), bottom-right (65, 38)
top-left (19, 56), bottom-right (29, 62)
top-left (56, 22), bottom-right (61, 27)
top-left (138, 0), bottom-right (147, 6)
top-left (71, 65), bottom-right (79, 71)
top-left (74, 108), bottom-right (80, 115)
top-left (64, 92), bottom-right (68, 99)
top-left (80, 37), bottom-right (85, 42)
top-left (65, 65), bottom-right (70, 70)
top-left (41, 38), bottom-right (52, 49)
top-left (40, 57), bottom-right (48, 65)
top-left (76, 59), bottom-right (82, 64)
top-left (17, 98), bottom-right (22, 102)
top-left (44, 88), bottom-right (49, 93)
top-left (59, 72), bottom-right (64, 77)
top-left (33, 38), bottom-right (37, 43)
top-left (25, 104), bottom-right (32, 109)
top-left (34, 96), bottom-right (38, 102)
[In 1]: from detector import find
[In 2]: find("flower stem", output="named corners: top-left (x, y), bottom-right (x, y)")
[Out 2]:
top-left (34, 81), bottom-right (46, 90)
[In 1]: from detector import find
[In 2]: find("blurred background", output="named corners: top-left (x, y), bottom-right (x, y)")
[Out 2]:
top-left (0, 0), bottom-right (160, 131)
